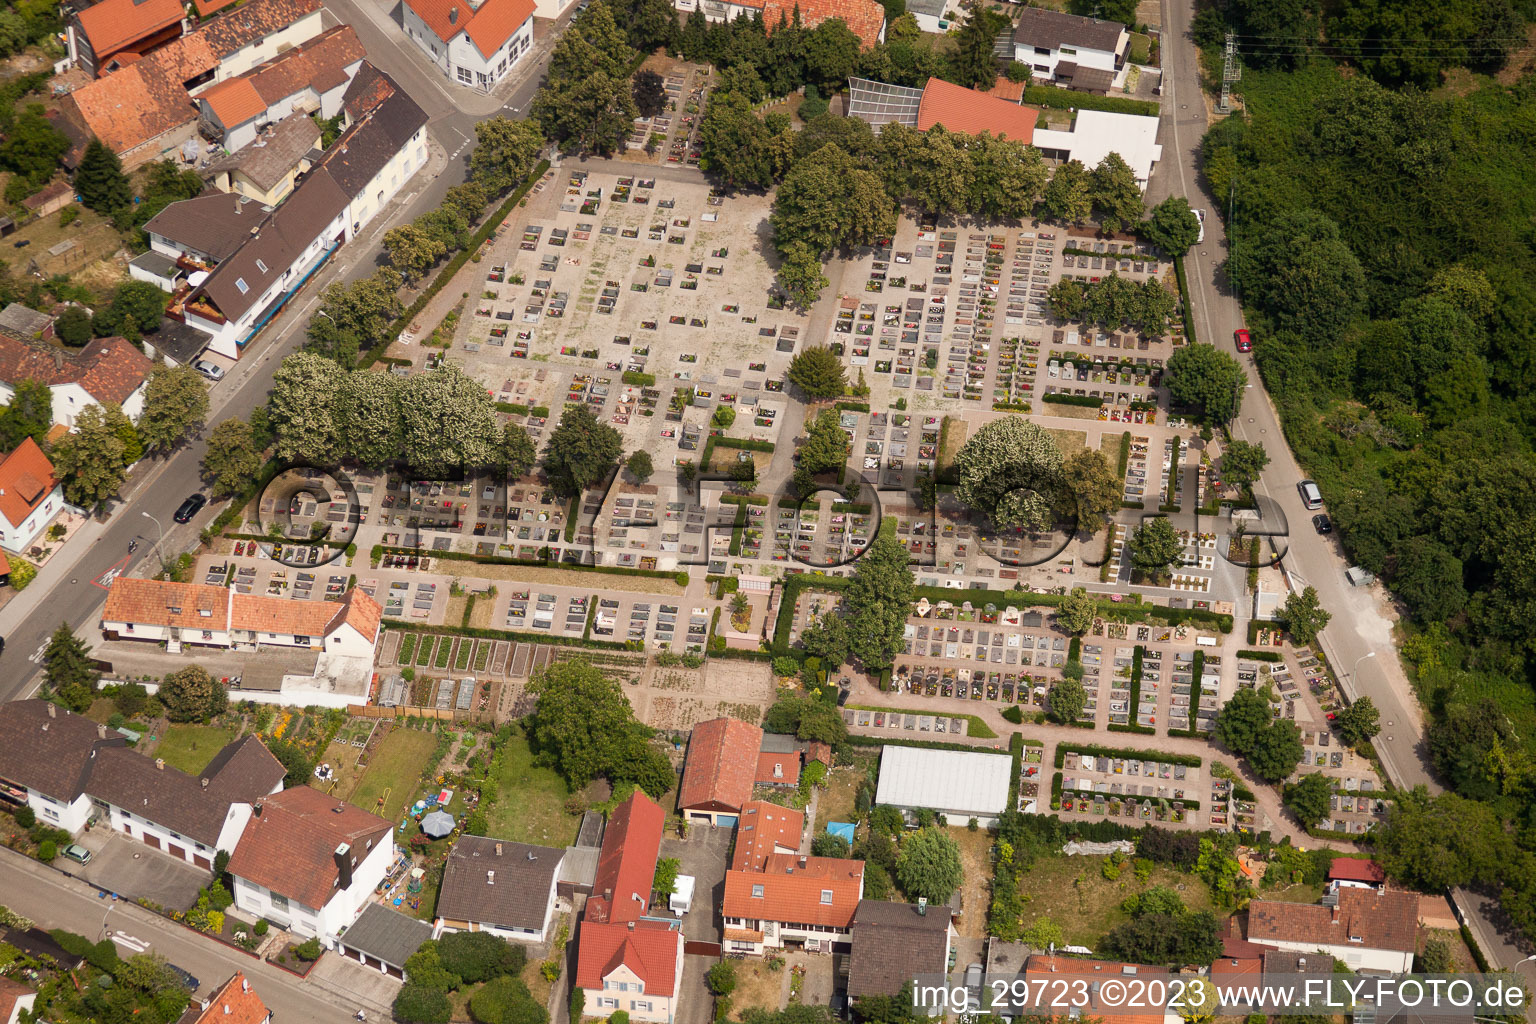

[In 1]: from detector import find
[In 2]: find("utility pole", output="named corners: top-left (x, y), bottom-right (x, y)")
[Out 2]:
top-left (1217, 31), bottom-right (1240, 114)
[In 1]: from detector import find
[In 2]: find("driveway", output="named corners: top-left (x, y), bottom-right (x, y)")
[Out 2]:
top-left (68, 829), bottom-right (207, 911)
top-left (661, 824), bottom-right (732, 943)
top-left (305, 946), bottom-right (403, 1019)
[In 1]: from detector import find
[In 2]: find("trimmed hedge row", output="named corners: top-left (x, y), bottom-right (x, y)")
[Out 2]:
top-left (1173, 256), bottom-right (1197, 345)
top-left (834, 400), bottom-right (871, 413)
top-left (720, 493), bottom-right (770, 506)
top-left (1023, 86), bottom-right (1159, 117)
top-left (1054, 742), bottom-right (1203, 769)
top-left (622, 370), bottom-right (655, 387)
top-left (1043, 393), bottom-right (1104, 408)
top-left (1236, 649), bottom-right (1284, 662)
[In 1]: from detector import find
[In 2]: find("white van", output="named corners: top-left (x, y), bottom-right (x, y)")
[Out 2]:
top-left (1297, 480), bottom-right (1323, 510)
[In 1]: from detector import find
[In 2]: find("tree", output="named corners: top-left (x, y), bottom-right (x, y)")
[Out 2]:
top-left (266, 737), bottom-right (314, 788)
top-left (267, 351), bottom-right (345, 464)
top-left (1278, 586), bottom-right (1330, 646)
top-left (0, 378), bottom-right (54, 451)
top-left (438, 931), bottom-right (526, 984)
top-left (0, 107), bottom-right (68, 186)
top-left (442, 181), bottom-right (489, 223)
top-left (543, 405), bottom-right (623, 495)
top-left (527, 660), bottom-right (670, 795)
top-left (1284, 773), bottom-right (1332, 827)
top-left (1128, 517), bottom-right (1183, 579)
top-left (798, 410), bottom-right (850, 476)
top-left (384, 222), bottom-right (448, 282)
top-left (907, 126), bottom-right (975, 217)
top-left (470, 117), bottom-right (545, 194)
top-left (1221, 440), bottom-right (1269, 491)
top-left (469, 976), bottom-right (546, 1024)
top-left (532, 5), bottom-right (638, 155)
top-left (138, 364), bottom-right (209, 453)
top-left (333, 371), bottom-right (403, 467)
top-left (1249, 720), bottom-right (1304, 782)
top-left (1166, 344), bottom-right (1247, 423)
top-left (617, 0), bottom-right (677, 52)
top-left (953, 418), bottom-right (1064, 531)
top-left (771, 144), bottom-right (895, 259)
top-left (1387, 536), bottom-right (1467, 624)
top-left (969, 134), bottom-right (1048, 218)
top-left (778, 241), bottom-right (830, 309)
top-left (626, 450), bottom-right (654, 483)
top-left (1055, 587), bottom-right (1097, 635)
top-left (399, 364), bottom-right (501, 474)
top-left (1059, 449), bottom-right (1120, 534)
top-left (159, 665), bottom-right (228, 723)
top-left (699, 89), bottom-right (789, 190)
top-left (632, 69), bottom-right (667, 118)
top-left (1048, 676), bottom-right (1088, 724)
top-left (707, 961), bottom-right (738, 996)
top-left (395, 984), bottom-right (453, 1024)
top-left (1122, 885), bottom-right (1185, 917)
top-left (896, 827), bottom-right (962, 903)
top-left (787, 345), bottom-right (847, 400)
top-left (495, 423), bottom-right (536, 480)
top-left (312, 269), bottom-right (403, 352)
top-left (653, 856), bottom-right (680, 897)
top-left (95, 281), bottom-right (169, 337)
top-left (844, 533), bottom-right (914, 671)
top-left (1333, 697), bottom-right (1380, 746)
top-left (55, 305), bottom-right (93, 346)
top-left (1021, 916), bottom-right (1063, 950)
top-left (1100, 910), bottom-right (1222, 965)
top-left (50, 403), bottom-right (128, 508)
top-left (949, 7), bottom-right (1008, 88)
top-left (1373, 787), bottom-right (1516, 890)
top-left (1215, 686), bottom-right (1274, 754)
top-left (800, 612), bottom-right (850, 668)
top-left (1087, 153), bottom-right (1144, 234)
top-left (1142, 196), bottom-right (1201, 257)
top-left (75, 137), bottom-right (131, 213)
top-left (812, 832), bottom-right (851, 857)
top-left (1226, 208), bottom-right (1364, 348)
top-left (1042, 160), bottom-right (1092, 224)
top-left (43, 623), bottom-right (98, 712)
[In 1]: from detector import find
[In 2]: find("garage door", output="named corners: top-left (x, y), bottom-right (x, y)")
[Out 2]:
top-left (166, 844), bottom-right (184, 862)
top-left (193, 854), bottom-right (212, 870)
top-left (143, 833), bottom-right (161, 851)
top-left (716, 815), bottom-right (738, 828)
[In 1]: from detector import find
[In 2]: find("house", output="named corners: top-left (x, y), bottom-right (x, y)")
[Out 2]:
top-left (65, 0), bottom-right (185, 77)
top-left (87, 736), bottom-right (286, 871)
top-left (0, 334), bottom-right (154, 429)
top-left (721, 853), bottom-right (865, 954)
top-left (678, 717), bottom-right (763, 826)
top-left (195, 25), bottom-right (365, 152)
top-left (0, 701), bottom-right (125, 833)
top-left (0, 977), bottom-right (37, 1024)
top-left (228, 786), bottom-right (397, 941)
top-left (1327, 858), bottom-right (1387, 890)
top-left (20, 181), bottom-right (75, 221)
top-left (845, 77), bottom-right (1038, 143)
top-left (145, 192), bottom-right (275, 268)
top-left (179, 972), bottom-right (272, 1024)
top-left (0, 304), bottom-right (55, 343)
top-left (1005, 6), bottom-right (1128, 93)
top-left (1211, 947), bottom-right (1330, 1012)
top-left (58, 0), bottom-right (327, 170)
top-left (335, 903), bottom-right (432, 979)
top-left (673, 0), bottom-right (885, 48)
top-left (1032, 109), bottom-right (1162, 187)
top-left (207, 114), bottom-right (324, 206)
top-left (434, 837), bottom-right (565, 943)
top-left (756, 749), bottom-right (800, 788)
top-left (1246, 887), bottom-right (1419, 973)
top-left (1022, 955), bottom-right (1179, 1024)
top-left (101, 577), bottom-right (383, 658)
top-left (873, 744), bottom-right (1013, 828)
top-left (400, 0), bottom-right (536, 91)
top-left (730, 801), bottom-right (804, 872)
top-left (577, 791), bottom-right (684, 1024)
top-left (846, 901), bottom-right (954, 1002)
top-left (0, 439), bottom-right (65, 555)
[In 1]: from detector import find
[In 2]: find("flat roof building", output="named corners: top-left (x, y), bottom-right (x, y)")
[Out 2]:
top-left (874, 745), bottom-right (1013, 828)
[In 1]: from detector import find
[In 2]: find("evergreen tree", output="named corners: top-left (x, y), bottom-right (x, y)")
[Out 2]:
top-left (75, 138), bottom-right (131, 213)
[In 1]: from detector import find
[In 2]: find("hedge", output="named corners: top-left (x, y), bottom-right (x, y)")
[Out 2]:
top-left (719, 493), bottom-right (770, 506)
top-left (374, 545), bottom-right (686, 584)
top-left (1460, 925), bottom-right (1490, 972)
top-left (1043, 393), bottom-right (1104, 408)
top-left (1237, 649), bottom-right (1284, 662)
top-left (834, 400), bottom-right (870, 413)
top-left (993, 401), bottom-right (1033, 412)
top-left (846, 734), bottom-right (1009, 756)
top-left (1054, 742), bottom-right (1203, 769)
top-left (383, 618), bottom-right (633, 652)
top-left (1116, 431), bottom-right (1131, 477)
top-left (1022, 86), bottom-right (1159, 117)
top-left (622, 370), bottom-right (656, 387)
top-left (831, 502), bottom-right (872, 514)
top-left (496, 402), bottom-right (531, 416)
top-left (1173, 257), bottom-right (1197, 345)
top-left (1006, 733), bottom-right (1024, 808)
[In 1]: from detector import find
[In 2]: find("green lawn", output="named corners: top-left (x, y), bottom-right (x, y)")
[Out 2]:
top-left (153, 724), bottom-right (241, 774)
top-left (1016, 853), bottom-right (1218, 946)
top-left (349, 727), bottom-right (440, 824)
top-left (481, 733), bottom-right (580, 846)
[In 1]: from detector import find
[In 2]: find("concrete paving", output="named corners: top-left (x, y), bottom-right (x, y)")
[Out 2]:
top-left (68, 829), bottom-right (209, 911)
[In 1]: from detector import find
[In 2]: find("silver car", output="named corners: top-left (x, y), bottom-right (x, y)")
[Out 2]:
top-left (192, 359), bottom-right (225, 381)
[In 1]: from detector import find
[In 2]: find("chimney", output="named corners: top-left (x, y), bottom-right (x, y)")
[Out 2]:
top-left (495, 843), bottom-right (502, 856)
top-left (47, 703), bottom-right (56, 718)
top-left (242, 977), bottom-right (249, 992)
top-left (798, 856), bottom-right (807, 868)
top-left (1297, 957), bottom-right (1306, 969)
top-left (202, 777), bottom-right (210, 789)
top-left (98, 723), bottom-right (108, 739)
top-left (156, 758), bottom-right (165, 770)
top-left (253, 801), bottom-right (262, 817)
top-left (627, 920), bottom-right (635, 931)
top-left (917, 897), bottom-right (927, 916)
top-left (526, 850), bottom-right (536, 861)
top-left (335, 843), bottom-right (353, 889)
top-left (487, 870), bottom-right (495, 885)
top-left (1331, 905), bottom-right (1340, 923)
top-left (448, 5), bottom-right (456, 22)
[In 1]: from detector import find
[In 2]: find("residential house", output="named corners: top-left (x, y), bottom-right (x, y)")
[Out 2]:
top-left (1032, 109), bottom-right (1162, 187)
top-left (19, 181), bottom-right (75, 220)
top-left (335, 904), bottom-right (432, 979)
top-left (0, 978), bottom-right (36, 1024)
top-left (179, 972), bottom-right (272, 1024)
top-left (0, 438), bottom-right (65, 555)
top-left (0, 304), bottom-right (55, 343)
top-left (59, 0), bottom-right (327, 170)
top-left (195, 25), bottom-right (365, 152)
top-left (1327, 858), bottom-right (1387, 891)
top-left (434, 837), bottom-right (565, 943)
top-left (1211, 945), bottom-right (1331, 1013)
top-left (0, 334), bottom-right (153, 429)
top-left (577, 791), bottom-right (685, 1024)
top-left (845, 77), bottom-right (1038, 144)
top-left (64, 0), bottom-right (185, 77)
top-left (0, 700), bottom-right (121, 834)
top-left (87, 736), bottom-right (286, 871)
top-left (721, 853), bottom-right (865, 954)
top-left (672, 0), bottom-right (885, 48)
top-left (756, 748), bottom-right (800, 788)
top-left (678, 717), bottom-right (763, 826)
top-left (1246, 887), bottom-right (1419, 974)
top-left (207, 114), bottom-right (324, 206)
top-left (145, 192), bottom-right (275, 268)
top-left (846, 901), bottom-right (954, 1003)
top-left (101, 577), bottom-right (383, 658)
top-left (1022, 955), bottom-right (1180, 1024)
top-left (1005, 7), bottom-right (1127, 93)
top-left (228, 786), bottom-right (397, 941)
top-left (400, 0), bottom-right (536, 91)
top-left (730, 801), bottom-right (803, 872)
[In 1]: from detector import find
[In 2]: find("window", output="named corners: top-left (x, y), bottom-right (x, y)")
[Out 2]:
top-left (270, 893), bottom-right (289, 911)
top-left (235, 278), bottom-right (249, 294)
top-left (457, 65), bottom-right (472, 83)
top-left (820, 890), bottom-right (833, 904)
top-left (633, 1003), bottom-right (652, 1012)
top-left (42, 807), bottom-right (58, 820)
top-left (752, 885), bottom-right (764, 898)
top-left (1061, 46), bottom-right (1077, 54)
top-left (1034, 46), bottom-right (1050, 55)
top-left (256, 259), bottom-right (268, 272)
top-left (295, 635), bottom-right (310, 645)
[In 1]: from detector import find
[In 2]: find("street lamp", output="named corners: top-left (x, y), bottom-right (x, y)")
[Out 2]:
top-left (1350, 651), bottom-right (1376, 682)
top-left (141, 511), bottom-right (165, 571)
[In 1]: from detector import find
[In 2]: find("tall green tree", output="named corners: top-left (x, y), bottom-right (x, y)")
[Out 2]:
top-left (1128, 517), bottom-right (1183, 579)
top-left (94, 281), bottom-right (169, 337)
top-left (1278, 586), bottom-right (1330, 646)
top-left (699, 90), bottom-right (791, 189)
top-left (0, 106), bottom-right (67, 186)
top-left (469, 117), bottom-right (546, 195)
top-left (1166, 344), bottom-right (1247, 423)
top-left (0, 378), bottom-right (53, 451)
top-left (771, 144), bottom-right (895, 260)
top-left (75, 137), bottom-right (131, 213)
top-left (137, 364), bottom-right (209, 453)
top-left (50, 402), bottom-right (128, 508)
top-left (787, 346), bottom-right (847, 401)
top-left (333, 371), bottom-right (403, 467)
top-left (1226, 208), bottom-right (1365, 348)
top-left (543, 405), bottom-right (623, 495)
top-left (1142, 196), bottom-right (1200, 257)
top-left (399, 364), bottom-right (501, 474)
top-left (1055, 587), bottom-right (1097, 635)
top-left (949, 8), bottom-right (1008, 89)
top-left (844, 533), bottom-right (914, 670)
top-left (1088, 153), bottom-right (1144, 234)
top-left (953, 418), bottom-right (1064, 532)
top-left (777, 241), bottom-right (830, 309)
top-left (159, 665), bottom-right (228, 723)
top-left (527, 659), bottom-right (672, 796)
top-left (1041, 160), bottom-right (1092, 225)
top-left (54, 305), bottom-right (93, 346)
top-left (267, 351), bottom-right (345, 464)
top-left (1049, 676), bottom-right (1088, 724)
top-left (1059, 448), bottom-right (1120, 534)
top-left (1284, 773), bottom-right (1332, 827)
top-left (896, 827), bottom-right (963, 903)
top-left (202, 418), bottom-right (262, 499)
top-left (501, 424), bottom-right (538, 479)
top-left (383, 223), bottom-right (447, 282)
top-left (1333, 696), bottom-right (1380, 746)
top-left (43, 623), bottom-right (98, 712)
top-left (1221, 440), bottom-right (1269, 490)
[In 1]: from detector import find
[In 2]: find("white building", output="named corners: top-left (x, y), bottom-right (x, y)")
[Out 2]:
top-left (400, 0), bottom-right (535, 91)
top-left (228, 786), bottom-right (398, 941)
top-left (0, 439), bottom-right (65, 556)
top-left (433, 837), bottom-right (565, 942)
top-left (721, 853), bottom-right (864, 955)
top-left (1032, 109), bottom-right (1163, 187)
top-left (0, 702), bottom-right (119, 834)
top-left (1006, 6), bottom-right (1127, 93)
top-left (0, 335), bottom-right (154, 431)
top-left (1247, 887), bottom-right (1419, 974)
top-left (873, 744), bottom-right (1013, 828)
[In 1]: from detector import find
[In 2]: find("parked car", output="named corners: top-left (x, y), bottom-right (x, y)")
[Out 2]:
top-left (1312, 514), bottom-right (1332, 534)
top-left (61, 844), bottom-right (91, 865)
top-left (192, 359), bottom-right (225, 381)
top-left (173, 493), bottom-right (207, 523)
top-left (167, 965), bottom-right (199, 991)
top-left (1234, 328), bottom-right (1252, 352)
top-left (1297, 480), bottom-right (1323, 510)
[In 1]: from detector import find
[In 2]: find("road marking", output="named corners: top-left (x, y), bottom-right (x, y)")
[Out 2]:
top-left (95, 556), bottom-right (131, 589)
top-left (27, 640), bottom-right (47, 664)
top-left (111, 931), bottom-right (150, 952)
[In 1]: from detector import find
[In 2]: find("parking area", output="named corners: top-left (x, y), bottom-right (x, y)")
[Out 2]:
top-left (663, 825), bottom-right (732, 1024)
top-left (305, 944), bottom-right (405, 1016)
top-left (67, 829), bottom-right (208, 910)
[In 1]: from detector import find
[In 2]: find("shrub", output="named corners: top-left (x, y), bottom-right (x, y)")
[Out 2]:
top-left (37, 840), bottom-right (57, 862)
top-left (706, 961), bottom-right (737, 996)
top-left (14, 805), bottom-right (35, 829)
top-left (59, 206), bottom-right (80, 228)
top-left (1000, 705), bottom-right (1023, 724)
top-left (394, 983), bottom-right (453, 1024)
top-left (439, 929), bottom-right (525, 983)
top-left (293, 937), bottom-right (323, 961)
top-left (469, 975), bottom-right (547, 1024)
top-left (254, 919), bottom-right (269, 936)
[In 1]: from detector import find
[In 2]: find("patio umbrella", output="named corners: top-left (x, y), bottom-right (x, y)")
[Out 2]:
top-left (421, 810), bottom-right (455, 838)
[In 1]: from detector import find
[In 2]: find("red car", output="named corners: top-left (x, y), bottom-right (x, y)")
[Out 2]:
top-left (1234, 328), bottom-right (1253, 352)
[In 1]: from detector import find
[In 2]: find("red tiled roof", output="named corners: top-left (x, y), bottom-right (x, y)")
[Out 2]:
top-left (203, 24), bottom-right (364, 128)
top-left (678, 717), bottom-right (763, 813)
top-left (756, 750), bottom-right (801, 787)
top-left (0, 335), bottom-right (152, 406)
top-left (188, 973), bottom-right (271, 1024)
top-left (723, 854), bottom-right (863, 930)
top-left (918, 78), bottom-right (1038, 143)
top-left (731, 801), bottom-right (804, 872)
top-left (586, 790), bottom-right (665, 924)
top-left (75, 0), bottom-right (184, 62)
top-left (760, 0), bottom-right (884, 48)
top-left (1023, 956), bottom-right (1168, 1024)
top-left (227, 785), bottom-right (393, 912)
top-left (332, 587), bottom-right (383, 642)
top-left (0, 438), bottom-right (58, 529)
top-left (404, 0), bottom-right (534, 58)
top-left (103, 578), bottom-right (379, 642)
top-left (0, 977), bottom-right (36, 1024)
top-left (1328, 858), bottom-right (1386, 884)
top-left (575, 920), bottom-right (682, 996)
top-left (989, 76), bottom-right (1026, 101)
top-left (1247, 888), bottom-right (1419, 954)
top-left (201, 78), bottom-right (267, 127)
top-left (194, 0), bottom-right (243, 16)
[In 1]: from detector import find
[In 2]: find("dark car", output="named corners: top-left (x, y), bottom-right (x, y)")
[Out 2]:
top-left (1313, 514), bottom-right (1333, 535)
top-left (173, 494), bottom-right (207, 523)
top-left (167, 964), bottom-right (199, 991)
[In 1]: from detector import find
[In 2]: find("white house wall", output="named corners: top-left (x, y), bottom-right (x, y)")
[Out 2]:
top-left (199, 8), bottom-right (327, 87)
top-left (0, 482), bottom-right (64, 554)
top-left (1263, 938), bottom-right (1412, 975)
top-left (26, 789), bottom-right (93, 834)
top-left (346, 128), bottom-right (427, 235)
top-left (104, 801), bottom-right (219, 868)
top-left (399, 5), bottom-right (533, 90)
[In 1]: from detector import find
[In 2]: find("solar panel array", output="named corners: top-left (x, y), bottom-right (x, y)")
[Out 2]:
top-left (845, 77), bottom-right (924, 129)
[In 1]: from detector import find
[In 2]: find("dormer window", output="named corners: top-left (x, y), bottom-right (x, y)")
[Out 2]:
top-left (751, 885), bottom-right (764, 898)
top-left (820, 890), bottom-right (833, 904)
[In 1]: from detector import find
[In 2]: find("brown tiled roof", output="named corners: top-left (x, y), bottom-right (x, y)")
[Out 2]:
top-left (575, 920), bottom-right (681, 996)
top-left (103, 576), bottom-right (231, 630)
top-left (0, 438), bottom-right (57, 528)
top-left (228, 785), bottom-right (393, 912)
top-left (341, 61), bottom-right (392, 120)
top-left (207, 114), bottom-right (320, 192)
top-left (144, 192), bottom-right (272, 262)
top-left (1011, 6), bottom-right (1125, 53)
top-left (231, 590), bottom-right (344, 637)
top-left (759, 0), bottom-right (884, 48)
top-left (723, 854), bottom-right (864, 929)
top-left (75, 0), bottom-right (184, 62)
top-left (1023, 956), bottom-right (1168, 1024)
top-left (202, 24), bottom-right (364, 127)
top-left (731, 801), bottom-right (803, 872)
top-left (988, 76), bottom-right (1026, 101)
top-left (0, 700), bottom-right (124, 802)
top-left (756, 749), bottom-right (800, 787)
top-left (186, 973), bottom-right (270, 1024)
top-left (0, 977), bottom-right (35, 1024)
top-left (848, 901), bottom-right (951, 997)
top-left (1247, 888), bottom-right (1419, 955)
top-left (586, 791), bottom-right (665, 924)
top-left (678, 717), bottom-right (763, 813)
top-left (1327, 858), bottom-right (1386, 884)
top-left (436, 836), bottom-right (564, 930)
top-left (0, 335), bottom-right (152, 407)
top-left (404, 0), bottom-right (534, 57)
top-left (918, 77), bottom-right (1038, 143)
